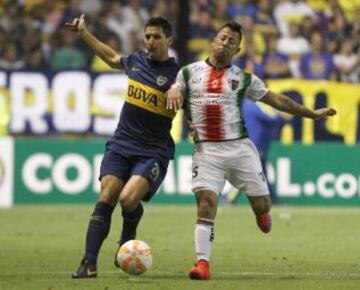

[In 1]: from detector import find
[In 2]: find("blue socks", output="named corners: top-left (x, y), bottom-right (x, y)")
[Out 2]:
top-left (120, 203), bottom-right (144, 245)
top-left (85, 201), bottom-right (114, 265)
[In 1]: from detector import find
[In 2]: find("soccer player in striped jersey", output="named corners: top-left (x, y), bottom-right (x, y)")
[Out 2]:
top-left (66, 15), bottom-right (178, 278)
top-left (167, 22), bottom-right (336, 280)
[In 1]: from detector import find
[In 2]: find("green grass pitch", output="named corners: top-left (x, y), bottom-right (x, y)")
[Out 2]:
top-left (0, 204), bottom-right (359, 290)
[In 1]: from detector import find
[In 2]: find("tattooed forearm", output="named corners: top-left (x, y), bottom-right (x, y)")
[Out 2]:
top-left (261, 90), bottom-right (316, 118)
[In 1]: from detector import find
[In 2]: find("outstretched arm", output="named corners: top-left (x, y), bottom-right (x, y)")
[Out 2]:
top-left (260, 90), bottom-right (337, 120)
top-left (65, 14), bottom-right (122, 69)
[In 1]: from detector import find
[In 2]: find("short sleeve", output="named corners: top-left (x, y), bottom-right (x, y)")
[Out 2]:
top-left (174, 66), bottom-right (188, 95)
top-left (119, 54), bottom-right (135, 73)
top-left (245, 74), bottom-right (269, 101)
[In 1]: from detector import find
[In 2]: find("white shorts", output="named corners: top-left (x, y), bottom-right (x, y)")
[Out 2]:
top-left (192, 138), bottom-right (269, 197)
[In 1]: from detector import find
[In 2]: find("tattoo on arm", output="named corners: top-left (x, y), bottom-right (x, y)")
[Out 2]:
top-left (261, 91), bottom-right (315, 118)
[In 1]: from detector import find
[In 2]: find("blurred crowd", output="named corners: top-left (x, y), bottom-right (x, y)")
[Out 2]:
top-left (0, 0), bottom-right (360, 83)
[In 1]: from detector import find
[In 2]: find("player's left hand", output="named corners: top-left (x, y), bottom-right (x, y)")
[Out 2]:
top-left (166, 86), bottom-right (183, 111)
top-left (312, 108), bottom-right (337, 120)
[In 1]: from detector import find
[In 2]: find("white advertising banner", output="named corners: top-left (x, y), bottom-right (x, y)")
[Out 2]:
top-left (0, 137), bottom-right (14, 208)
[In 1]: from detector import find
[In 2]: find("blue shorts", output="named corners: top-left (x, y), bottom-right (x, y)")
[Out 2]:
top-left (99, 143), bottom-right (169, 201)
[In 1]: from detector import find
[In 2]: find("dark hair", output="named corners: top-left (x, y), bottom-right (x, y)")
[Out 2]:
top-left (145, 17), bottom-right (172, 37)
top-left (216, 22), bottom-right (243, 43)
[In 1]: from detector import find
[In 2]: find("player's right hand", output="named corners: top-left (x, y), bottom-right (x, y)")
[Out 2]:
top-left (65, 14), bottom-right (86, 34)
top-left (166, 86), bottom-right (183, 112)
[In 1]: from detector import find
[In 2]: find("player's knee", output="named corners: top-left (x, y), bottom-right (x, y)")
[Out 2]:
top-left (119, 194), bottom-right (138, 212)
top-left (251, 195), bottom-right (272, 215)
top-left (99, 188), bottom-right (120, 206)
top-left (99, 175), bottom-right (124, 206)
top-left (99, 190), bottom-right (119, 206)
top-left (197, 193), bottom-right (217, 219)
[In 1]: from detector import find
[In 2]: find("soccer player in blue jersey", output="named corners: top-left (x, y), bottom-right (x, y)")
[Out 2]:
top-left (65, 15), bottom-right (178, 279)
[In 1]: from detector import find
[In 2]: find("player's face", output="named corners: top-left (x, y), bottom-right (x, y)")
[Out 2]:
top-left (144, 26), bottom-right (171, 61)
top-left (211, 27), bottom-right (240, 62)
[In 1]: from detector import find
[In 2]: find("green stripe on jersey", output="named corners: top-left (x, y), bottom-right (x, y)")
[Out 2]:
top-left (182, 66), bottom-right (192, 120)
top-left (236, 72), bottom-right (252, 137)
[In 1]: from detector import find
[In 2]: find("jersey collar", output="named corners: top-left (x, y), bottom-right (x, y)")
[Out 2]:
top-left (205, 57), bottom-right (231, 70)
top-left (144, 50), bottom-right (176, 66)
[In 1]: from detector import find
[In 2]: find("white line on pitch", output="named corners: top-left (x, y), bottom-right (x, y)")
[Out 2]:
top-left (2, 271), bottom-right (360, 278)
top-left (219, 272), bottom-right (360, 277)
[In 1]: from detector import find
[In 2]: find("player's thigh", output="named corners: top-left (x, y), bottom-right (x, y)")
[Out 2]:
top-left (99, 175), bottom-right (125, 206)
top-left (99, 147), bottom-right (132, 186)
top-left (98, 146), bottom-right (133, 206)
top-left (226, 139), bottom-right (269, 197)
top-left (192, 146), bottom-right (226, 196)
top-left (119, 175), bottom-right (150, 211)
top-left (120, 157), bottom-right (168, 207)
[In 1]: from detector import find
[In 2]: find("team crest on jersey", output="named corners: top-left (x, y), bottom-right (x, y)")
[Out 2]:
top-left (157, 75), bottom-right (167, 86)
top-left (228, 78), bottom-right (240, 90)
top-left (211, 79), bottom-right (219, 89)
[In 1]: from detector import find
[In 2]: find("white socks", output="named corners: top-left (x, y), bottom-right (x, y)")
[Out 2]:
top-left (195, 222), bottom-right (214, 262)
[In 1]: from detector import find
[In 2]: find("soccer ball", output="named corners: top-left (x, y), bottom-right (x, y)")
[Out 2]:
top-left (116, 240), bottom-right (153, 275)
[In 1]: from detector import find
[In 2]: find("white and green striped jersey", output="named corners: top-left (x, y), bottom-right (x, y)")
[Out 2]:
top-left (175, 59), bottom-right (269, 142)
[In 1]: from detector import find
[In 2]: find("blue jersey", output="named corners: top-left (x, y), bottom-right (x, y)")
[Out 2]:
top-left (109, 50), bottom-right (179, 159)
top-left (242, 99), bottom-right (285, 157)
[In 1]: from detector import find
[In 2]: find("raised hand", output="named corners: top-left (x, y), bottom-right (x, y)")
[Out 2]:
top-left (65, 14), bottom-right (86, 34)
top-left (312, 108), bottom-right (337, 120)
